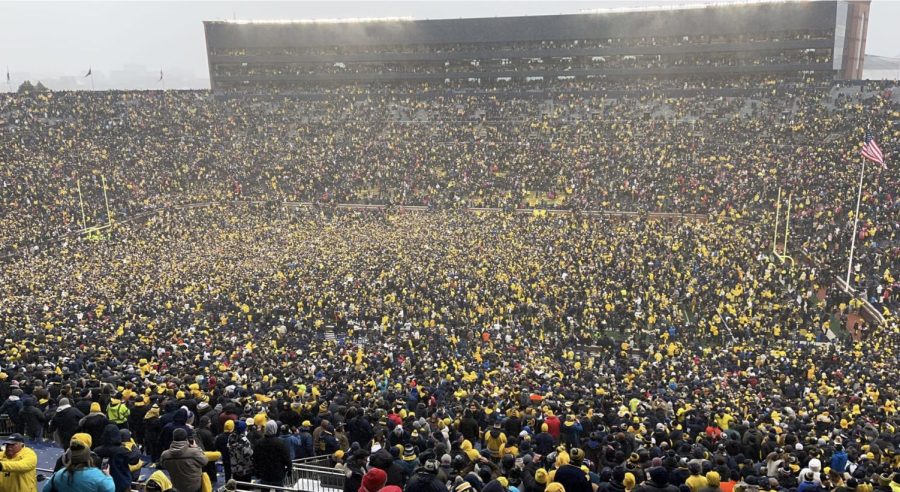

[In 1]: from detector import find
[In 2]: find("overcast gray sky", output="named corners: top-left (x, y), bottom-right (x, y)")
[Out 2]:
top-left (2, 0), bottom-right (898, 90)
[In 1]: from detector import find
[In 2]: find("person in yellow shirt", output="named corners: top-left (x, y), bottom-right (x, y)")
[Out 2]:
top-left (686, 463), bottom-right (709, 492)
top-left (484, 423), bottom-right (507, 460)
top-left (0, 434), bottom-right (37, 492)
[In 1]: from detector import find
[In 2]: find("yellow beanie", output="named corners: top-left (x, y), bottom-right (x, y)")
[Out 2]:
top-left (624, 473), bottom-right (636, 490)
top-left (253, 413), bottom-right (267, 427)
top-left (535, 468), bottom-right (549, 485)
top-left (224, 420), bottom-right (235, 433)
top-left (72, 433), bottom-right (93, 448)
top-left (545, 483), bottom-right (566, 492)
top-left (147, 471), bottom-right (173, 491)
top-left (90, 402), bottom-right (101, 413)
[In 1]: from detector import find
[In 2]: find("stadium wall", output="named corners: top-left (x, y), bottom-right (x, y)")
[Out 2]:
top-left (204, 1), bottom-right (871, 92)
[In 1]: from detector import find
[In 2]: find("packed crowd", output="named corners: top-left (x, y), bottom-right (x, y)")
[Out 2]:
top-left (0, 75), bottom-right (898, 491)
top-left (0, 205), bottom-right (896, 492)
top-left (1, 78), bottom-right (897, 304)
top-left (0, 205), bottom-right (900, 492)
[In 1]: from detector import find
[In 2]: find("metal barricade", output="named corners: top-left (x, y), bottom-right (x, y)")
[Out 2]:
top-left (0, 415), bottom-right (16, 436)
top-left (288, 462), bottom-right (346, 492)
top-left (291, 454), bottom-right (333, 467)
top-left (37, 467), bottom-right (54, 484)
top-left (220, 481), bottom-right (302, 492)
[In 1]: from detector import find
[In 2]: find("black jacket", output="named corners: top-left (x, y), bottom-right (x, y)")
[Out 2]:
top-left (635, 482), bottom-right (681, 492)
top-left (521, 466), bottom-right (547, 492)
top-left (347, 416), bottom-right (374, 449)
top-left (51, 406), bottom-right (85, 445)
top-left (127, 404), bottom-right (149, 442)
top-left (79, 413), bottom-right (110, 450)
top-left (94, 424), bottom-right (141, 492)
top-left (252, 435), bottom-right (292, 484)
top-left (459, 417), bottom-right (480, 443)
top-left (343, 464), bottom-right (365, 492)
top-left (534, 432), bottom-right (555, 455)
top-left (554, 464), bottom-right (593, 492)
top-left (404, 470), bottom-right (448, 492)
top-left (19, 401), bottom-right (45, 437)
top-left (370, 449), bottom-right (407, 487)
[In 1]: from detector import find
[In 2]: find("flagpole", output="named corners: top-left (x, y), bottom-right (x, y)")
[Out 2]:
top-left (845, 158), bottom-right (866, 288)
top-left (91, 71), bottom-right (95, 91)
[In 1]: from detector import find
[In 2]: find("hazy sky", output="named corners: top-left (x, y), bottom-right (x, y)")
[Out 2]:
top-left (2, 0), bottom-right (899, 90)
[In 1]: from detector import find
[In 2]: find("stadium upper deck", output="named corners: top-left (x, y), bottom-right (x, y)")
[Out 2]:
top-left (204, 0), bottom-right (870, 93)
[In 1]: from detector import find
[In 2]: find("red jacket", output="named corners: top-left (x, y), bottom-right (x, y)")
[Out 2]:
top-left (545, 415), bottom-right (561, 440)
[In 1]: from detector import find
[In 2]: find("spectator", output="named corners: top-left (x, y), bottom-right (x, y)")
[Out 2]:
top-left (0, 434), bottom-right (37, 492)
top-left (160, 427), bottom-right (209, 492)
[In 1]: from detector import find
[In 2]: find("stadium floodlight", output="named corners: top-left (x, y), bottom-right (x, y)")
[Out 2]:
top-left (221, 17), bottom-right (415, 25)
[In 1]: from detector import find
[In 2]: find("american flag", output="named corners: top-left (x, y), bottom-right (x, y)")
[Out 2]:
top-left (861, 130), bottom-right (885, 168)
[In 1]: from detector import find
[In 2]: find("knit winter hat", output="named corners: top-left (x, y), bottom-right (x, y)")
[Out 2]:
top-left (66, 439), bottom-right (92, 466)
top-left (650, 467), bottom-right (669, 485)
top-left (72, 433), bottom-right (93, 449)
top-left (265, 420), bottom-right (278, 436)
top-left (359, 468), bottom-right (387, 492)
top-left (146, 470), bottom-right (174, 491)
top-left (173, 428), bottom-right (188, 442)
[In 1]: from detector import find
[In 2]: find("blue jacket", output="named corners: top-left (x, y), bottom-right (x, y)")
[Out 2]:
top-left (830, 450), bottom-right (848, 473)
top-left (42, 468), bottom-right (116, 492)
top-left (279, 434), bottom-right (302, 461)
top-left (798, 480), bottom-right (824, 492)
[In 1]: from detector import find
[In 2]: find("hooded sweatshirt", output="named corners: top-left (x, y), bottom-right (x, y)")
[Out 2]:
top-left (161, 439), bottom-right (208, 492)
top-left (94, 424), bottom-right (140, 492)
top-left (78, 406), bottom-right (109, 450)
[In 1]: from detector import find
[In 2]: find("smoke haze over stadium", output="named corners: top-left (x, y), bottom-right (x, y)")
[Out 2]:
top-left (2, 0), bottom-right (900, 91)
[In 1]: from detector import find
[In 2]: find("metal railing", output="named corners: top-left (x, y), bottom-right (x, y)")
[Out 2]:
top-left (220, 481), bottom-right (303, 492)
top-left (289, 460), bottom-right (346, 492)
top-left (212, 455), bottom-right (345, 491)
top-left (0, 415), bottom-right (15, 436)
top-left (291, 454), bottom-right (333, 466)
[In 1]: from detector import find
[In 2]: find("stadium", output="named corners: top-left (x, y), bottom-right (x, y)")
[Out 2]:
top-left (0, 1), bottom-right (898, 492)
